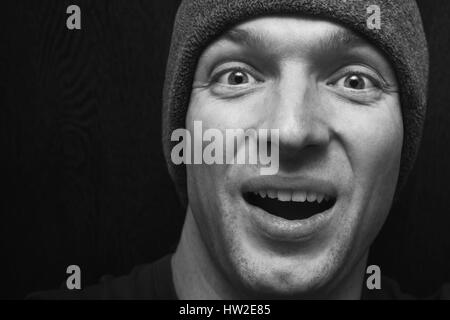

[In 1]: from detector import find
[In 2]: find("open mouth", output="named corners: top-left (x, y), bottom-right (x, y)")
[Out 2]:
top-left (244, 190), bottom-right (336, 221)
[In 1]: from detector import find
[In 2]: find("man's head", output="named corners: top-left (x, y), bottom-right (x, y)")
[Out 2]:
top-left (164, 0), bottom-right (428, 299)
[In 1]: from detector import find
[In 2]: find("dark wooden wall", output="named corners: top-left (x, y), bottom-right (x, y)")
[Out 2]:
top-left (369, 0), bottom-right (450, 297)
top-left (1, 0), bottom-right (449, 299)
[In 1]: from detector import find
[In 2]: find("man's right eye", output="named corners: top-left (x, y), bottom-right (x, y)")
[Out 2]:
top-left (215, 69), bottom-right (258, 86)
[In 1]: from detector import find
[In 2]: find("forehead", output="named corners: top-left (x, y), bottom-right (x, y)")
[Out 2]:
top-left (198, 16), bottom-right (397, 83)
top-left (207, 16), bottom-right (373, 59)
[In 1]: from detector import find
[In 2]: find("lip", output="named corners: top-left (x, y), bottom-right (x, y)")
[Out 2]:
top-left (241, 175), bottom-right (338, 198)
top-left (241, 175), bottom-right (338, 242)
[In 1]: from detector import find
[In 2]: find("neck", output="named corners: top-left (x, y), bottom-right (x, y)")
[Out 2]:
top-left (172, 205), bottom-right (368, 300)
top-left (172, 206), bottom-right (237, 299)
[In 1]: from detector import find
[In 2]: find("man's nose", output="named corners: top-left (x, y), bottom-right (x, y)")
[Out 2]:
top-left (262, 67), bottom-right (331, 159)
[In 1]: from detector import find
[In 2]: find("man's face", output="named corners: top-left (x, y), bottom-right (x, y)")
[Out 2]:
top-left (185, 17), bottom-right (402, 297)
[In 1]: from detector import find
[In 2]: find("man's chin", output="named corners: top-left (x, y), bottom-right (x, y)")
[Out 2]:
top-left (220, 228), bottom-right (348, 298)
top-left (226, 252), bottom-right (342, 299)
top-left (214, 191), bottom-right (358, 298)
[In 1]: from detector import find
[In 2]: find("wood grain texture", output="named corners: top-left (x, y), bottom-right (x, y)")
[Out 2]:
top-left (1, 0), bottom-right (184, 298)
top-left (1, 0), bottom-right (449, 298)
top-left (370, 0), bottom-right (450, 297)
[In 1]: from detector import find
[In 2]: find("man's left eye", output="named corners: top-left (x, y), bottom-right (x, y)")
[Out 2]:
top-left (337, 74), bottom-right (376, 90)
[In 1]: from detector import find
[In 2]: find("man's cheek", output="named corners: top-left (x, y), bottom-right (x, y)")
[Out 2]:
top-left (351, 120), bottom-right (403, 191)
top-left (188, 162), bottom-right (229, 209)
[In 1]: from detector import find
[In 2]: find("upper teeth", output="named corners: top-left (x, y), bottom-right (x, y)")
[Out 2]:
top-left (254, 190), bottom-right (329, 203)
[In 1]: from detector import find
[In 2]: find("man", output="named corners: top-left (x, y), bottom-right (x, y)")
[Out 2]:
top-left (30, 0), bottom-right (448, 299)
top-left (169, 15), bottom-right (404, 300)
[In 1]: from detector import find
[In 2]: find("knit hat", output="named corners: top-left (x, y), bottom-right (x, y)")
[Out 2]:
top-left (162, 0), bottom-right (429, 207)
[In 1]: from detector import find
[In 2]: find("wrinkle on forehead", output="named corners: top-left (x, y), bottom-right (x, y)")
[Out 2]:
top-left (216, 17), bottom-right (369, 57)
top-left (198, 16), bottom-right (397, 87)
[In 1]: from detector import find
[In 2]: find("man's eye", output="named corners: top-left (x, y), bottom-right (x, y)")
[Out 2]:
top-left (216, 70), bottom-right (257, 85)
top-left (337, 74), bottom-right (376, 90)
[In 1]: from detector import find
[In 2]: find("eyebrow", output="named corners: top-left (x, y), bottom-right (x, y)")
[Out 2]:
top-left (320, 28), bottom-right (369, 52)
top-left (220, 27), bottom-right (369, 53)
top-left (221, 28), bottom-right (271, 51)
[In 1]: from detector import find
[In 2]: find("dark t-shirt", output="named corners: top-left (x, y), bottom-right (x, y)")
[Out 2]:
top-left (28, 254), bottom-right (450, 300)
top-left (28, 255), bottom-right (177, 300)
